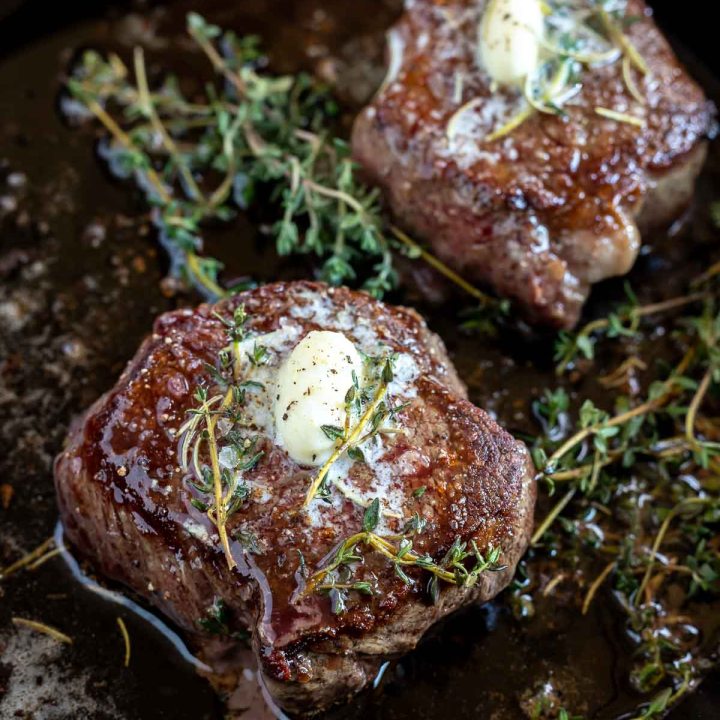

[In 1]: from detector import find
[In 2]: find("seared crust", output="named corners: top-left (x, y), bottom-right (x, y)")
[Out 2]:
top-left (352, 0), bottom-right (715, 328)
top-left (54, 281), bottom-right (535, 714)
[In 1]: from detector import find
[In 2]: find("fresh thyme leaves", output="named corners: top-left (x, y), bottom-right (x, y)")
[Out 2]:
top-left (235, 528), bottom-right (263, 555)
top-left (302, 354), bottom-right (400, 509)
top-left (302, 498), bottom-right (505, 613)
top-left (178, 303), bottom-right (265, 570)
top-left (65, 15), bottom-right (507, 327)
top-left (247, 343), bottom-right (269, 366)
top-left (321, 425), bottom-right (346, 443)
top-left (554, 283), bottom-right (708, 375)
top-left (528, 274), bottom-right (720, 701)
top-left (363, 497), bottom-right (381, 532)
top-left (65, 13), bottom-right (398, 298)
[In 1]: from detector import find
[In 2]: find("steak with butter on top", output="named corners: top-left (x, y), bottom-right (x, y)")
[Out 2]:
top-left (54, 281), bottom-right (535, 715)
top-left (352, 0), bottom-right (715, 328)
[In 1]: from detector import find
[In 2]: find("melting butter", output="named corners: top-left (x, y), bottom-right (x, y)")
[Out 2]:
top-left (478, 0), bottom-right (544, 86)
top-left (274, 330), bottom-right (362, 466)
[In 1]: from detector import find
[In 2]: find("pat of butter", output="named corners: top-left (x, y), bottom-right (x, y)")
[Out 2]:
top-left (478, 0), bottom-right (544, 86)
top-left (274, 330), bottom-right (362, 467)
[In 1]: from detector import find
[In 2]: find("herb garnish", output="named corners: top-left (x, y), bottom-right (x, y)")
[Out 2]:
top-left (178, 304), bottom-right (265, 569)
top-left (65, 13), bottom-right (503, 320)
top-left (527, 266), bottom-right (720, 705)
top-left (302, 354), bottom-right (400, 509)
top-left (11, 617), bottom-right (74, 645)
top-left (302, 498), bottom-right (505, 612)
top-left (65, 14), bottom-right (395, 296)
top-left (554, 282), bottom-right (708, 376)
top-left (454, 0), bottom-right (652, 142)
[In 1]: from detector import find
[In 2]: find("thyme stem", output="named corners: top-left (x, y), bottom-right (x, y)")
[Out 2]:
top-left (205, 392), bottom-right (236, 570)
top-left (77, 94), bottom-right (223, 298)
top-left (116, 617), bottom-right (131, 667)
top-left (582, 561), bottom-right (615, 615)
top-left (188, 25), bottom-right (246, 97)
top-left (303, 526), bottom-right (503, 601)
top-left (546, 349), bottom-right (696, 475)
top-left (83, 97), bottom-right (171, 204)
top-left (186, 252), bottom-right (228, 298)
top-left (635, 497), bottom-right (712, 607)
top-left (556, 292), bottom-right (706, 375)
top-left (390, 225), bottom-right (494, 305)
top-left (12, 617), bottom-right (73, 645)
top-left (303, 532), bottom-right (366, 595)
top-left (531, 488), bottom-right (576, 546)
top-left (133, 47), bottom-right (206, 204)
top-left (598, 8), bottom-right (649, 75)
top-left (0, 537), bottom-right (55, 580)
top-left (25, 546), bottom-right (65, 571)
top-left (685, 368), bottom-right (713, 446)
top-left (302, 379), bottom-right (389, 508)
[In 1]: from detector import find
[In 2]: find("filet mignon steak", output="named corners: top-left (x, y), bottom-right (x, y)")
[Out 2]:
top-left (352, 0), bottom-right (715, 328)
top-left (54, 281), bottom-right (535, 714)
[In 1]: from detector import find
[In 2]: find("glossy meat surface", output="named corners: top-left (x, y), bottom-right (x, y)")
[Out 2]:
top-left (54, 281), bottom-right (535, 713)
top-left (352, 0), bottom-right (714, 327)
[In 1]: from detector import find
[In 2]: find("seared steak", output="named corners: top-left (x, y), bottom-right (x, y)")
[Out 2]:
top-left (352, 0), bottom-right (714, 328)
top-left (54, 281), bottom-right (535, 715)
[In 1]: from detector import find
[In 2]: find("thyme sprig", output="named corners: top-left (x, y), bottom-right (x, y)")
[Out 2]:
top-left (554, 283), bottom-right (708, 375)
top-left (302, 354), bottom-right (398, 508)
top-left (66, 14), bottom-right (394, 296)
top-left (529, 278), bottom-right (720, 701)
top-left (178, 304), bottom-right (265, 570)
top-left (302, 498), bottom-right (505, 612)
top-left (65, 14), bottom-right (507, 326)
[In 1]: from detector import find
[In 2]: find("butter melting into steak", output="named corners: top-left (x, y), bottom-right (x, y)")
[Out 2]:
top-left (54, 282), bottom-right (535, 715)
top-left (352, 0), bottom-right (715, 328)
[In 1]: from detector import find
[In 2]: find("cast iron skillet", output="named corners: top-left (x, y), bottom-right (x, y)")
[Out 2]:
top-left (0, 1), bottom-right (717, 718)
